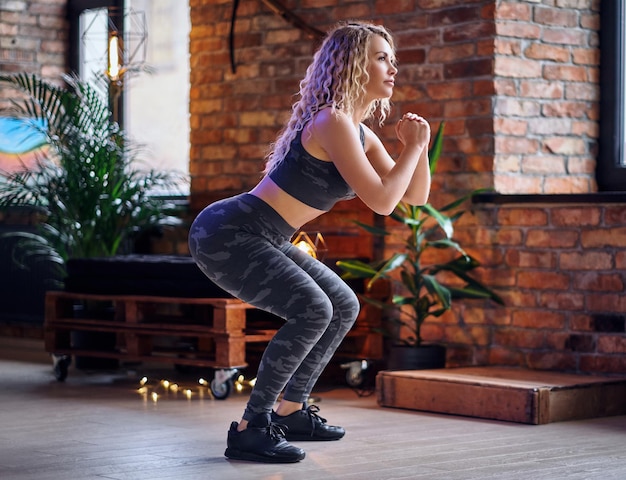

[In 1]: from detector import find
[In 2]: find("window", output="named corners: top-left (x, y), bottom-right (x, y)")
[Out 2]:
top-left (68, 0), bottom-right (190, 194)
top-left (598, 1), bottom-right (626, 191)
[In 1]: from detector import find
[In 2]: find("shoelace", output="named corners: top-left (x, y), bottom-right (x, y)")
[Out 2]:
top-left (267, 421), bottom-right (288, 440)
top-left (304, 404), bottom-right (328, 429)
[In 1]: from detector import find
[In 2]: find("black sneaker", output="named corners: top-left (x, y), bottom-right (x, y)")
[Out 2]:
top-left (271, 404), bottom-right (345, 441)
top-left (224, 412), bottom-right (306, 463)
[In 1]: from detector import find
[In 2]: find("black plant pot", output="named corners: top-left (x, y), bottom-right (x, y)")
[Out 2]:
top-left (386, 344), bottom-right (446, 370)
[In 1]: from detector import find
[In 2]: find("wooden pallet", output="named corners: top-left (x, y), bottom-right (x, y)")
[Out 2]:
top-left (45, 291), bottom-right (253, 369)
top-left (44, 288), bottom-right (386, 372)
top-left (376, 366), bottom-right (626, 424)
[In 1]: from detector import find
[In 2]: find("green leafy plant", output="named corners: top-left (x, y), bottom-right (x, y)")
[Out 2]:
top-left (337, 123), bottom-right (504, 347)
top-left (0, 73), bottom-right (183, 280)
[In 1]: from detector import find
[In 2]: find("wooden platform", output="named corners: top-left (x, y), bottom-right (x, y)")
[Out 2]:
top-left (376, 366), bottom-right (626, 424)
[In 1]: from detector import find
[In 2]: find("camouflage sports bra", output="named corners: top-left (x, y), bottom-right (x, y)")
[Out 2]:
top-left (268, 125), bottom-right (364, 211)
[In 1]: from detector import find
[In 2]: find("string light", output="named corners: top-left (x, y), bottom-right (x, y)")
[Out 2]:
top-left (234, 375), bottom-right (257, 393)
top-left (235, 375), bottom-right (244, 393)
top-left (134, 374), bottom-right (257, 402)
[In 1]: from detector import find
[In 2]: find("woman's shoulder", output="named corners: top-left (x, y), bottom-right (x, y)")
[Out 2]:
top-left (313, 107), bottom-right (348, 126)
top-left (311, 109), bottom-right (359, 141)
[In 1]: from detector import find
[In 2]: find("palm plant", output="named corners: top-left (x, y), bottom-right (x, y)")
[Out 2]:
top-left (0, 73), bottom-right (182, 280)
top-left (337, 123), bottom-right (504, 348)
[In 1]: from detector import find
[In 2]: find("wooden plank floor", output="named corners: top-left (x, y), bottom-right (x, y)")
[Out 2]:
top-left (1, 354), bottom-right (625, 479)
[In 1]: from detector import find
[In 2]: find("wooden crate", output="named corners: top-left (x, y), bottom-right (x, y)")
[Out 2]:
top-left (376, 366), bottom-right (626, 424)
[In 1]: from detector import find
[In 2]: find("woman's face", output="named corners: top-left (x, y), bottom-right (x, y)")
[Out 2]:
top-left (364, 35), bottom-right (398, 100)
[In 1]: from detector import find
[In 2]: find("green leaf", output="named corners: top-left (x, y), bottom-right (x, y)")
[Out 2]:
top-left (336, 259), bottom-right (378, 278)
top-left (353, 220), bottom-right (390, 236)
top-left (391, 294), bottom-right (413, 306)
top-left (356, 253), bottom-right (407, 290)
top-left (423, 274), bottom-right (452, 309)
top-left (426, 238), bottom-right (465, 252)
top-left (358, 294), bottom-right (392, 310)
top-left (428, 122), bottom-right (445, 175)
top-left (421, 203), bottom-right (454, 238)
top-left (438, 187), bottom-right (492, 213)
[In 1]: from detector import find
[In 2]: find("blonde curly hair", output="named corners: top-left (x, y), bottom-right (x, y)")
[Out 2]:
top-left (264, 21), bottom-right (396, 175)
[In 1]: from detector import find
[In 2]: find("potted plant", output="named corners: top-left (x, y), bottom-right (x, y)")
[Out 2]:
top-left (337, 123), bottom-right (504, 370)
top-left (0, 73), bottom-right (183, 276)
top-left (0, 73), bottom-right (184, 373)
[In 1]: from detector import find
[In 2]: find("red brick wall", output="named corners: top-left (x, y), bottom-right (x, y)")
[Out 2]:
top-left (189, 0), bottom-right (599, 199)
top-left (189, 0), bottom-right (625, 375)
top-left (438, 200), bottom-right (626, 374)
top-left (493, 2), bottom-right (599, 194)
top-left (188, 0), bottom-right (499, 206)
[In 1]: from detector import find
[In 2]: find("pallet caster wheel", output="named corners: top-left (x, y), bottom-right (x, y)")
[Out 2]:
top-left (210, 368), bottom-right (239, 400)
top-left (210, 378), bottom-right (233, 400)
top-left (341, 360), bottom-right (369, 388)
top-left (52, 354), bottom-right (71, 382)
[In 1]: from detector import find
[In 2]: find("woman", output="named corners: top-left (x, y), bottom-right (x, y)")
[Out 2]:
top-left (189, 21), bottom-right (431, 463)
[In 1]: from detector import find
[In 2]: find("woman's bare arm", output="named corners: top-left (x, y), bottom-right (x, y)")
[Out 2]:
top-left (311, 109), bottom-right (431, 215)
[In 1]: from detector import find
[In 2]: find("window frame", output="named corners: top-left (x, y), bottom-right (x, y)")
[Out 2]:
top-left (68, 0), bottom-right (125, 72)
top-left (68, 0), bottom-right (125, 125)
top-left (598, 1), bottom-right (626, 191)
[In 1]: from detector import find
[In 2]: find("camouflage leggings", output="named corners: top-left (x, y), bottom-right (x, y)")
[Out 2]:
top-left (188, 193), bottom-right (360, 420)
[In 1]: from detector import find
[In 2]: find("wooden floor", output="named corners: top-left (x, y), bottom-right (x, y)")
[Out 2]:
top-left (1, 345), bottom-right (626, 479)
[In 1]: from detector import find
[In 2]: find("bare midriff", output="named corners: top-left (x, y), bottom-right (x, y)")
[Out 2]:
top-left (249, 176), bottom-right (326, 231)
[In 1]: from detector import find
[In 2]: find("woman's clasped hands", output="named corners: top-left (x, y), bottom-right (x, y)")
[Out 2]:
top-left (396, 112), bottom-right (431, 148)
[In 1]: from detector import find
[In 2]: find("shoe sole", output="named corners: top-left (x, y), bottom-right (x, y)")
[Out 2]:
top-left (225, 447), bottom-right (305, 463)
top-left (284, 433), bottom-right (345, 441)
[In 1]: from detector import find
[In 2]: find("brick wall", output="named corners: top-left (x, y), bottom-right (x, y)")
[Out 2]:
top-left (188, 0), bottom-right (500, 206)
top-left (189, 0), bottom-right (625, 375)
top-left (493, 1), bottom-right (599, 194)
top-left (188, 1), bottom-right (599, 202)
top-left (437, 199), bottom-right (626, 374)
top-left (0, 0), bottom-right (68, 106)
